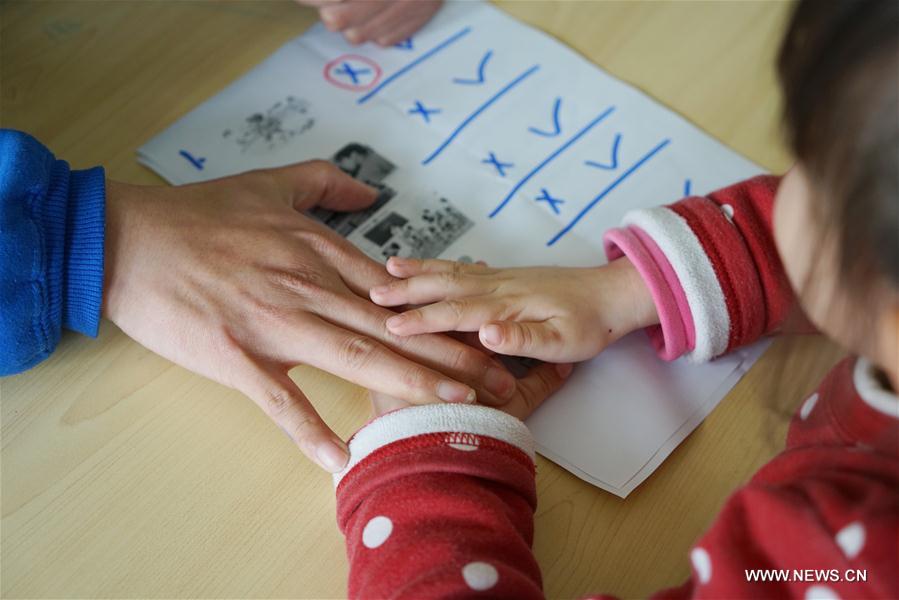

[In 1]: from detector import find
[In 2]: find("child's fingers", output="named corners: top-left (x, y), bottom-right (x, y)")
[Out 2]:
top-left (386, 256), bottom-right (490, 278)
top-left (385, 298), bottom-right (503, 335)
top-left (479, 321), bottom-right (564, 361)
top-left (370, 272), bottom-right (490, 307)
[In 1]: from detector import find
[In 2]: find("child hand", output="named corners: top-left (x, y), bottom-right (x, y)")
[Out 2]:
top-left (370, 257), bottom-right (659, 363)
top-left (298, 1), bottom-right (443, 47)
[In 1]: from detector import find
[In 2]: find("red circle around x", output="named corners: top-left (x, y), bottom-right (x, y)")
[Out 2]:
top-left (323, 55), bottom-right (382, 91)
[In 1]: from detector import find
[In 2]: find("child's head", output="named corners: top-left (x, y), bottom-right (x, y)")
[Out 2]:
top-left (773, 0), bottom-right (898, 384)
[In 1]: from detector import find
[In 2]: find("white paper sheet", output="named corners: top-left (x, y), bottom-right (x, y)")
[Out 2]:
top-left (137, 1), bottom-right (769, 496)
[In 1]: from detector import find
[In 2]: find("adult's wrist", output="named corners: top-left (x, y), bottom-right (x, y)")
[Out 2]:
top-left (101, 179), bottom-right (140, 325)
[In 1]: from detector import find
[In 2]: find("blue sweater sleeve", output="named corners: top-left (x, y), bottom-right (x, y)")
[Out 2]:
top-left (0, 129), bottom-right (106, 376)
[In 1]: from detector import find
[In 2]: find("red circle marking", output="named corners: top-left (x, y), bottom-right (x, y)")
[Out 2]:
top-left (323, 54), bottom-right (383, 92)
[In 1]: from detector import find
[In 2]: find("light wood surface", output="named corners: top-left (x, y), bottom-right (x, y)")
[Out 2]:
top-left (1, 2), bottom-right (845, 598)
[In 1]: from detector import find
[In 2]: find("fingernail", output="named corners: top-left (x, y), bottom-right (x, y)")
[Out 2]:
top-left (481, 324), bottom-right (503, 346)
top-left (485, 367), bottom-right (515, 399)
top-left (370, 285), bottom-right (390, 298)
top-left (556, 363), bottom-right (574, 378)
top-left (316, 440), bottom-right (349, 473)
top-left (386, 314), bottom-right (406, 331)
top-left (437, 381), bottom-right (476, 404)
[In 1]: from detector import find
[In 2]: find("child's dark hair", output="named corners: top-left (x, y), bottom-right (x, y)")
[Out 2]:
top-left (778, 0), bottom-right (899, 292)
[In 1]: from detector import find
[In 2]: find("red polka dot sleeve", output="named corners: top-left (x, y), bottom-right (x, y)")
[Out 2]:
top-left (334, 404), bottom-right (544, 599)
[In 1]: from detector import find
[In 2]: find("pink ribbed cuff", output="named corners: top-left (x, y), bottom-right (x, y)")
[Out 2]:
top-left (603, 226), bottom-right (695, 360)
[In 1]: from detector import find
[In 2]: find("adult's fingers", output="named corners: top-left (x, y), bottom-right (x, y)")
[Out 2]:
top-left (502, 361), bottom-right (573, 420)
top-left (385, 256), bottom-right (492, 279)
top-left (479, 320), bottom-right (565, 362)
top-left (265, 160), bottom-right (378, 212)
top-left (311, 292), bottom-right (517, 406)
top-left (385, 298), bottom-right (506, 336)
top-left (238, 362), bottom-right (349, 472)
top-left (297, 314), bottom-right (477, 405)
top-left (370, 271), bottom-right (491, 307)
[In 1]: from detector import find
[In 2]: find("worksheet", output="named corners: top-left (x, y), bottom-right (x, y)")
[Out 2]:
top-left (138, 1), bottom-right (768, 497)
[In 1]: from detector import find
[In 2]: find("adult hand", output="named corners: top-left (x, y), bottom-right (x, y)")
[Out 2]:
top-left (297, 0), bottom-right (443, 47)
top-left (102, 161), bottom-right (519, 472)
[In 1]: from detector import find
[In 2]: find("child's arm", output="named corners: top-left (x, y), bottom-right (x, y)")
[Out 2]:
top-left (336, 405), bottom-right (543, 599)
top-left (372, 175), bottom-right (797, 364)
top-left (336, 362), bottom-right (570, 600)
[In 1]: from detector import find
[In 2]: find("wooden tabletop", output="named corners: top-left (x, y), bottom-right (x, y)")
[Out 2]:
top-left (1, 2), bottom-right (844, 598)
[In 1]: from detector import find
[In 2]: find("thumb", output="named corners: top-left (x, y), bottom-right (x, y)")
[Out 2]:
top-left (266, 160), bottom-right (378, 212)
top-left (239, 363), bottom-right (349, 473)
top-left (479, 321), bottom-right (565, 362)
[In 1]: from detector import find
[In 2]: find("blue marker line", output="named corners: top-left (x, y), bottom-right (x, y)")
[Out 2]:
top-left (422, 64), bottom-right (540, 166)
top-left (453, 50), bottom-right (492, 84)
top-left (584, 132), bottom-right (622, 170)
top-left (358, 26), bottom-right (472, 104)
top-left (489, 105), bottom-right (615, 218)
top-left (683, 178), bottom-right (692, 196)
top-left (528, 96), bottom-right (562, 137)
top-left (547, 139), bottom-right (671, 246)
top-left (179, 150), bottom-right (205, 170)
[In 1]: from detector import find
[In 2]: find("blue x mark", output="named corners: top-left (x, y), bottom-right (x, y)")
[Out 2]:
top-left (481, 151), bottom-right (514, 177)
top-left (535, 188), bottom-right (565, 214)
top-left (408, 100), bottom-right (441, 123)
top-left (334, 62), bottom-right (372, 85)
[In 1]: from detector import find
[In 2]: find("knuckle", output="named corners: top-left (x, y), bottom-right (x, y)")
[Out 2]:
top-left (296, 227), bottom-right (345, 257)
top-left (447, 344), bottom-right (480, 376)
top-left (520, 390), bottom-right (537, 414)
top-left (337, 335), bottom-right (380, 370)
top-left (262, 387), bottom-right (295, 418)
top-left (515, 324), bottom-right (534, 349)
top-left (307, 158), bottom-right (338, 177)
top-left (438, 270), bottom-right (462, 288)
top-left (443, 299), bottom-right (466, 322)
top-left (398, 367), bottom-right (429, 396)
top-left (270, 269), bottom-right (328, 305)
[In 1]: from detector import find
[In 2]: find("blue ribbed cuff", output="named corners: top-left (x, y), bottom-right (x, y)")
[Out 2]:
top-left (63, 166), bottom-right (106, 337)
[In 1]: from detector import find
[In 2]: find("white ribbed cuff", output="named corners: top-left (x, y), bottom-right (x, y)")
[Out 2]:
top-left (333, 404), bottom-right (534, 488)
top-left (623, 207), bottom-right (731, 362)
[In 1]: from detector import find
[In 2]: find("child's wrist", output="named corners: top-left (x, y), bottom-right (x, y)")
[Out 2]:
top-left (602, 257), bottom-right (660, 340)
